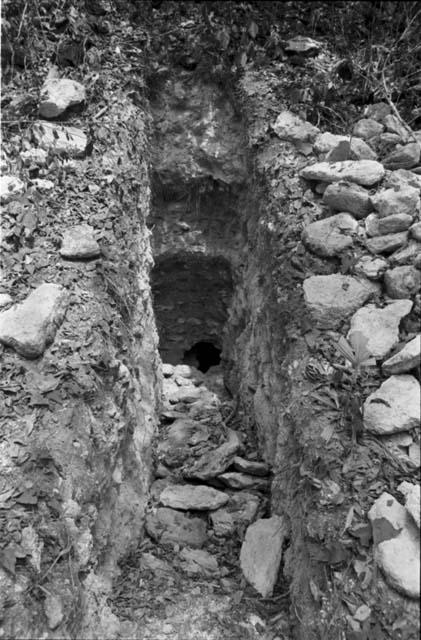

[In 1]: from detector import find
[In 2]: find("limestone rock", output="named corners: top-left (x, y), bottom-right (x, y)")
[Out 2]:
top-left (382, 335), bottom-right (420, 374)
top-left (210, 491), bottom-right (261, 536)
top-left (60, 224), bottom-right (100, 259)
top-left (325, 138), bottom-right (377, 162)
top-left (303, 274), bottom-right (380, 329)
top-left (0, 175), bottom-right (25, 204)
top-left (410, 221), bottom-right (421, 241)
top-left (353, 256), bottom-right (388, 280)
top-left (323, 181), bottom-right (373, 218)
top-left (182, 429), bottom-right (241, 480)
top-left (272, 111), bottom-right (319, 143)
top-left (364, 103), bottom-right (392, 122)
top-left (398, 482), bottom-right (420, 529)
top-left (0, 283), bottom-right (68, 358)
top-left (353, 118), bottom-right (384, 139)
top-left (314, 132), bottom-right (348, 154)
top-left (300, 160), bottom-right (385, 186)
top-left (0, 293), bottom-right (12, 308)
top-left (363, 375), bottom-right (420, 434)
top-left (145, 507), bottom-right (207, 547)
top-left (162, 363), bottom-right (175, 377)
top-left (366, 231), bottom-right (408, 254)
top-left (32, 121), bottom-right (87, 157)
top-left (20, 147), bottom-right (48, 167)
top-left (240, 516), bottom-right (287, 597)
top-left (32, 178), bottom-right (54, 191)
top-left (218, 472), bottom-right (269, 491)
top-left (365, 213), bottom-right (413, 236)
top-left (285, 36), bottom-right (322, 55)
top-left (389, 242), bottom-right (420, 266)
top-left (383, 142), bottom-right (420, 170)
top-left (347, 300), bottom-right (412, 359)
top-left (368, 492), bottom-right (420, 598)
top-left (39, 78), bottom-right (86, 118)
top-left (44, 595), bottom-right (64, 630)
top-left (384, 266), bottom-right (421, 298)
top-left (232, 457), bottom-right (270, 477)
top-left (159, 484), bottom-right (229, 511)
top-left (384, 115), bottom-right (411, 142)
top-left (302, 213), bottom-right (358, 256)
top-left (386, 168), bottom-right (421, 191)
top-left (179, 548), bottom-right (219, 577)
top-left (370, 186), bottom-right (420, 218)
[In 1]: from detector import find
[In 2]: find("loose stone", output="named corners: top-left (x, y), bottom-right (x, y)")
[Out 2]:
top-left (364, 102), bottom-right (391, 122)
top-left (410, 222), bottom-right (421, 241)
top-left (353, 256), bottom-right (388, 280)
top-left (385, 168), bottom-right (421, 190)
top-left (0, 175), bottom-right (25, 204)
top-left (383, 142), bottom-right (421, 170)
top-left (370, 186), bottom-right (420, 218)
top-left (272, 110), bottom-right (319, 143)
top-left (322, 181), bottom-right (373, 218)
top-left (179, 548), bottom-right (219, 577)
top-left (325, 138), bottom-right (376, 162)
top-left (302, 212), bottom-right (358, 257)
top-left (145, 507), bottom-right (207, 548)
top-left (232, 457), bottom-right (270, 476)
top-left (368, 492), bottom-right (420, 599)
top-left (365, 213), bottom-right (413, 236)
top-left (0, 283), bottom-right (68, 358)
top-left (218, 472), bottom-right (269, 491)
top-left (60, 224), bottom-right (101, 259)
top-left (39, 78), bottom-right (86, 118)
top-left (210, 491), bottom-right (261, 536)
top-left (363, 375), bottom-right (420, 435)
top-left (162, 363), bottom-right (175, 377)
top-left (384, 115), bottom-right (411, 142)
top-left (44, 595), bottom-right (64, 630)
top-left (240, 516), bottom-right (288, 597)
top-left (182, 429), bottom-right (241, 480)
top-left (382, 335), bottom-right (420, 374)
top-left (366, 231), bottom-right (408, 254)
top-left (285, 36), bottom-right (322, 55)
top-left (20, 147), bottom-right (48, 166)
top-left (389, 242), bottom-right (420, 266)
top-left (32, 178), bottom-right (55, 191)
top-left (32, 121), bottom-right (87, 157)
top-left (347, 300), bottom-right (412, 359)
top-left (353, 118), bottom-right (384, 140)
top-left (0, 293), bottom-right (13, 308)
top-left (300, 160), bottom-right (385, 186)
top-left (384, 266), bottom-right (420, 298)
top-left (398, 482), bottom-right (420, 529)
top-left (303, 274), bottom-right (380, 329)
top-left (159, 484), bottom-right (229, 511)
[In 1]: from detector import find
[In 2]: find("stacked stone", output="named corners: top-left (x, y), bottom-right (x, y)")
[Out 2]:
top-left (276, 106), bottom-right (420, 601)
top-left (146, 363), bottom-right (286, 597)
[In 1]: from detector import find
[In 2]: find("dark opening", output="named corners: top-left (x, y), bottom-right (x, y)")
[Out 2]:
top-left (183, 341), bottom-right (221, 373)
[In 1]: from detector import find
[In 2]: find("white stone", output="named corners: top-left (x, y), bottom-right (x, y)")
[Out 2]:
top-left (398, 482), bottom-right (420, 528)
top-left (0, 293), bottom-right (12, 308)
top-left (272, 111), bottom-right (319, 143)
top-left (173, 364), bottom-right (194, 378)
top-left (44, 595), bottom-right (64, 630)
top-left (240, 516), bottom-right (287, 597)
top-left (0, 175), bottom-right (25, 204)
top-left (382, 335), bottom-right (421, 374)
top-left (20, 148), bottom-right (48, 166)
top-left (218, 472), bottom-right (268, 490)
top-left (348, 301), bottom-right (412, 359)
top-left (32, 178), bottom-right (55, 191)
top-left (410, 221), bottom-right (421, 241)
top-left (370, 186), bottom-right (420, 218)
top-left (232, 457), bottom-right (269, 476)
top-left (322, 181), bottom-right (373, 219)
top-left (302, 213), bottom-right (358, 257)
top-left (300, 160), bottom-right (385, 187)
top-left (353, 256), bottom-right (388, 280)
top-left (303, 274), bottom-right (380, 329)
top-left (368, 492), bottom-right (420, 599)
top-left (285, 36), bottom-right (322, 55)
top-left (385, 168), bottom-right (421, 190)
top-left (32, 121), bottom-right (87, 157)
top-left (313, 132), bottom-right (348, 154)
top-left (60, 224), bottom-right (100, 259)
top-left (159, 484), bottom-right (229, 511)
top-left (0, 283), bottom-right (68, 358)
top-left (363, 375), bottom-right (420, 435)
top-left (162, 363), bottom-right (175, 377)
top-left (353, 118), bottom-right (384, 139)
top-left (39, 78), bottom-right (86, 118)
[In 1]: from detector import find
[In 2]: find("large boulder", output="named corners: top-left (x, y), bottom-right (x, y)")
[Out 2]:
top-left (39, 78), bottom-right (86, 118)
top-left (363, 375), bottom-right (420, 435)
top-left (303, 275), bottom-right (380, 329)
top-left (0, 283), bottom-right (68, 358)
top-left (370, 186), bottom-right (420, 218)
top-left (302, 213), bottom-right (358, 256)
top-left (347, 300), bottom-right (412, 359)
top-left (323, 181), bottom-right (373, 219)
top-left (300, 160), bottom-right (385, 186)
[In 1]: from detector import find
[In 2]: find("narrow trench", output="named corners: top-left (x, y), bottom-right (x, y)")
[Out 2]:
top-left (110, 78), bottom-right (292, 639)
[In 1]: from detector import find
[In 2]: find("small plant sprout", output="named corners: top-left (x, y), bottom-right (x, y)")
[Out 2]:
top-left (335, 331), bottom-right (376, 375)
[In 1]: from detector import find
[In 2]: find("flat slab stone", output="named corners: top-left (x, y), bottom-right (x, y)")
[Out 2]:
top-left (182, 429), bottom-right (241, 480)
top-left (368, 492), bottom-right (420, 598)
top-left (366, 231), bottom-right (408, 254)
top-left (398, 482), bottom-right (420, 529)
top-left (382, 335), bottom-right (421, 374)
top-left (365, 213), bottom-right (413, 236)
top-left (232, 457), bottom-right (270, 477)
top-left (210, 491), bottom-right (261, 536)
top-left (363, 375), bottom-right (420, 435)
top-left (272, 111), bottom-right (319, 143)
top-left (348, 300), bottom-right (412, 359)
top-left (370, 186), bottom-right (420, 218)
top-left (0, 283), bottom-right (68, 358)
top-left (240, 516), bottom-right (287, 597)
top-left (159, 484), bottom-right (229, 511)
top-left (145, 507), bottom-right (207, 548)
top-left (303, 274), bottom-right (380, 329)
top-left (300, 160), bottom-right (385, 186)
top-left (384, 266), bottom-right (420, 299)
top-left (60, 224), bottom-right (100, 259)
top-left (39, 78), bottom-right (86, 118)
top-left (0, 175), bottom-right (25, 204)
top-left (353, 256), bottom-right (388, 280)
top-left (322, 181), bottom-right (373, 218)
top-left (32, 121), bottom-right (87, 157)
top-left (302, 212), bottom-right (358, 257)
top-left (218, 472), bottom-right (269, 491)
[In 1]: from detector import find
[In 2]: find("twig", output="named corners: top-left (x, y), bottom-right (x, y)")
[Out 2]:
top-left (381, 70), bottom-right (416, 141)
top-left (16, 1), bottom-right (28, 41)
top-left (40, 543), bottom-right (73, 582)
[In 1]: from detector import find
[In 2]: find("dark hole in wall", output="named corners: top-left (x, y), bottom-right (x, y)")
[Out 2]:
top-left (183, 341), bottom-right (221, 373)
